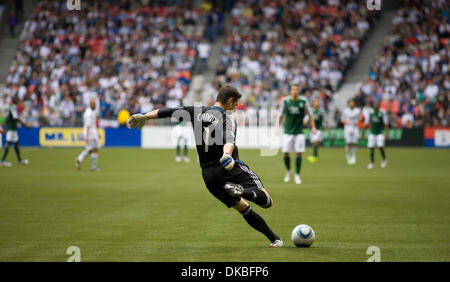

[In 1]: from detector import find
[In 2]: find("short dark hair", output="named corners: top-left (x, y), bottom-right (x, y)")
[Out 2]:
top-left (216, 85), bottom-right (242, 104)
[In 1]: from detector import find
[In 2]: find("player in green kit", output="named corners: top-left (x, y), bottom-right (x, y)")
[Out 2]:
top-left (307, 99), bottom-right (328, 163)
top-left (361, 101), bottom-right (388, 169)
top-left (276, 85), bottom-right (316, 184)
top-left (1, 96), bottom-right (28, 167)
top-left (174, 120), bottom-right (191, 163)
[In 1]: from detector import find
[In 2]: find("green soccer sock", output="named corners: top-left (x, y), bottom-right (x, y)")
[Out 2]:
top-left (379, 148), bottom-right (386, 160)
top-left (295, 156), bottom-right (302, 175)
top-left (1, 146), bottom-right (9, 162)
top-left (14, 143), bottom-right (22, 162)
top-left (184, 144), bottom-right (188, 157)
top-left (176, 144), bottom-right (180, 156)
top-left (283, 155), bottom-right (291, 171)
top-left (370, 148), bottom-right (375, 164)
top-left (313, 145), bottom-right (319, 157)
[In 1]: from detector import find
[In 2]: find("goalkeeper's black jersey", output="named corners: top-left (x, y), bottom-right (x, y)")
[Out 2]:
top-left (158, 105), bottom-right (240, 168)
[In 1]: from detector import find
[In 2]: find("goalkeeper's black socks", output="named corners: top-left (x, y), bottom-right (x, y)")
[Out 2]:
top-left (240, 205), bottom-right (280, 243)
top-left (241, 187), bottom-right (271, 208)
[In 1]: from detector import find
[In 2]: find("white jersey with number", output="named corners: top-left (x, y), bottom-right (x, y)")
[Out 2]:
top-left (342, 107), bottom-right (361, 129)
top-left (342, 107), bottom-right (361, 144)
top-left (83, 108), bottom-right (98, 140)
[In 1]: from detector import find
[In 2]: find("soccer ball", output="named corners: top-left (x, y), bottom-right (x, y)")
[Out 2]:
top-left (291, 224), bottom-right (315, 247)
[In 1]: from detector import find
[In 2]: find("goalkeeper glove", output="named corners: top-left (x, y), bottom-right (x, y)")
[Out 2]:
top-left (220, 153), bottom-right (235, 170)
top-left (127, 114), bottom-right (149, 130)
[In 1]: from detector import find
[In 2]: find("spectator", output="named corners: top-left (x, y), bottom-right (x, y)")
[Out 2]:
top-left (60, 95), bottom-right (75, 126)
top-left (4, 0), bottom-right (216, 127)
top-left (197, 38), bottom-right (211, 73)
top-left (353, 0), bottom-right (449, 128)
top-left (8, 14), bottom-right (17, 37)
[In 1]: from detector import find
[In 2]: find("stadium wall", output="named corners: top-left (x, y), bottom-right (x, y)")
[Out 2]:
top-left (424, 127), bottom-right (450, 148)
top-left (1, 127), bottom-right (141, 147)
top-left (0, 126), bottom-right (431, 148)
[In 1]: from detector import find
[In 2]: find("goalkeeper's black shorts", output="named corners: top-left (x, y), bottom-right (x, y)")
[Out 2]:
top-left (201, 161), bottom-right (264, 208)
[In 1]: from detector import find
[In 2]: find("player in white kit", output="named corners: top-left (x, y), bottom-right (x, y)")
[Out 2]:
top-left (341, 99), bottom-right (362, 165)
top-left (174, 121), bottom-right (191, 163)
top-left (76, 98), bottom-right (100, 171)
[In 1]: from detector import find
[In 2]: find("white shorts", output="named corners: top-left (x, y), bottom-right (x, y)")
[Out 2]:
top-left (310, 130), bottom-right (323, 143)
top-left (174, 125), bottom-right (190, 140)
top-left (368, 134), bottom-right (385, 148)
top-left (344, 126), bottom-right (359, 144)
top-left (86, 138), bottom-right (99, 151)
top-left (282, 134), bottom-right (305, 153)
top-left (6, 130), bottom-right (19, 143)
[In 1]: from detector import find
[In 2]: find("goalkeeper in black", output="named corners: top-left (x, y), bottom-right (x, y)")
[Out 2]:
top-left (127, 85), bottom-right (283, 247)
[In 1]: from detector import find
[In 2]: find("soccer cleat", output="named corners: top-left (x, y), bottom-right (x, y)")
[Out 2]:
top-left (175, 156), bottom-right (181, 162)
top-left (75, 160), bottom-right (81, 170)
top-left (349, 157), bottom-right (356, 165)
top-left (381, 159), bottom-right (387, 168)
top-left (0, 161), bottom-right (12, 167)
top-left (294, 174), bottom-right (302, 184)
top-left (284, 171), bottom-right (291, 183)
top-left (91, 167), bottom-right (101, 172)
top-left (269, 239), bottom-right (284, 248)
top-left (367, 163), bottom-right (374, 169)
top-left (224, 183), bottom-right (244, 197)
top-left (183, 156), bottom-right (190, 163)
top-left (19, 159), bottom-right (29, 165)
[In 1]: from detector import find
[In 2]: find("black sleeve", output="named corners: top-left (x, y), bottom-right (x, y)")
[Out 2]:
top-left (158, 106), bottom-right (195, 123)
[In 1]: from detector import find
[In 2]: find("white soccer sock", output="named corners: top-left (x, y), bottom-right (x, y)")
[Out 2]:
top-left (77, 150), bottom-right (89, 163)
top-left (351, 145), bottom-right (358, 160)
top-left (91, 153), bottom-right (98, 169)
top-left (345, 145), bottom-right (351, 161)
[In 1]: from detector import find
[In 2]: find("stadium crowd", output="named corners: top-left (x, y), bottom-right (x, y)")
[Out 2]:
top-left (351, 0), bottom-right (449, 128)
top-left (1, 0), bottom-right (447, 129)
top-left (2, 0), bottom-right (222, 126)
top-left (212, 0), bottom-right (379, 119)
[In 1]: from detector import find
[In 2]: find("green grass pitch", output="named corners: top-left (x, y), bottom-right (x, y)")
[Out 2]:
top-left (0, 147), bottom-right (449, 261)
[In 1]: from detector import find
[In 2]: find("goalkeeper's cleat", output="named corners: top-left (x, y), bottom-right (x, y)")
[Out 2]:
top-left (75, 160), bottom-right (81, 170)
top-left (294, 174), bottom-right (302, 184)
top-left (0, 161), bottom-right (12, 167)
top-left (269, 240), bottom-right (284, 248)
top-left (19, 159), bottom-right (29, 165)
top-left (367, 163), bottom-right (374, 169)
top-left (224, 183), bottom-right (244, 197)
top-left (175, 156), bottom-right (181, 162)
top-left (381, 159), bottom-right (387, 168)
top-left (183, 156), bottom-right (190, 163)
